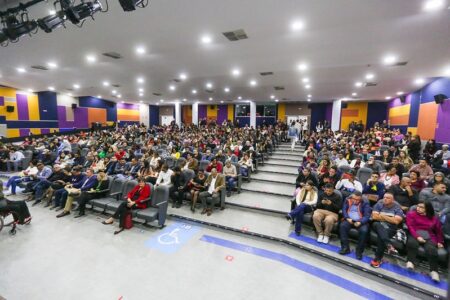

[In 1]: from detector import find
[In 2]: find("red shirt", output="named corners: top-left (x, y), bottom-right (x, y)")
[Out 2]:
top-left (127, 184), bottom-right (151, 209)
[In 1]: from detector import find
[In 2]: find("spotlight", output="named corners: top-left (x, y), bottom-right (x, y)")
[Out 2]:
top-left (37, 10), bottom-right (66, 33)
top-left (1, 14), bottom-right (38, 42)
top-left (118, 0), bottom-right (148, 11)
top-left (61, 0), bottom-right (102, 25)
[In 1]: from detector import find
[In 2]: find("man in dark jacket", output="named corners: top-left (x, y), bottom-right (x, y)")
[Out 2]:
top-left (170, 166), bottom-right (189, 208)
top-left (312, 184), bottom-right (342, 244)
top-left (339, 191), bottom-right (372, 260)
top-left (387, 177), bottom-right (418, 212)
top-left (295, 167), bottom-right (318, 188)
top-left (31, 164), bottom-right (71, 205)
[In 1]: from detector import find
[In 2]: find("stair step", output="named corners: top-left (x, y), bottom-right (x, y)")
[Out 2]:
top-left (251, 172), bottom-right (297, 184)
top-left (274, 151), bottom-right (303, 156)
top-left (226, 191), bottom-right (290, 213)
top-left (265, 160), bottom-right (299, 167)
top-left (258, 165), bottom-right (299, 175)
top-left (269, 155), bottom-right (302, 162)
top-left (241, 180), bottom-right (293, 197)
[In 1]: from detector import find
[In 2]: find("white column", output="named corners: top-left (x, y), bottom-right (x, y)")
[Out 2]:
top-left (175, 102), bottom-right (181, 127)
top-left (139, 104), bottom-right (149, 127)
top-left (250, 101), bottom-right (256, 128)
top-left (331, 99), bottom-right (342, 131)
top-left (192, 102), bottom-right (199, 125)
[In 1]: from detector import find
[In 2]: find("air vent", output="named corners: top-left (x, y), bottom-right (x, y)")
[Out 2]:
top-left (274, 86), bottom-right (285, 91)
top-left (66, 88), bottom-right (74, 91)
top-left (390, 61), bottom-right (408, 67)
top-left (364, 82), bottom-right (377, 87)
top-left (260, 72), bottom-right (273, 76)
top-left (153, 93), bottom-right (162, 96)
top-left (111, 84), bottom-right (120, 88)
top-left (282, 98), bottom-right (289, 101)
top-left (172, 79), bottom-right (181, 83)
top-left (102, 52), bottom-right (122, 59)
top-left (205, 89), bottom-right (214, 93)
top-left (222, 29), bottom-right (248, 41)
top-left (31, 65), bottom-right (49, 71)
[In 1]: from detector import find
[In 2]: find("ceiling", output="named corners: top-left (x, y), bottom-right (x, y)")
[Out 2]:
top-left (0, 0), bottom-right (450, 105)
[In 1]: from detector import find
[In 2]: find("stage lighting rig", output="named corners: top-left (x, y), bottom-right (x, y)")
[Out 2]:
top-left (118, 0), bottom-right (148, 11)
top-left (1, 12), bottom-right (38, 44)
top-left (61, 0), bottom-right (103, 25)
top-left (37, 10), bottom-right (66, 33)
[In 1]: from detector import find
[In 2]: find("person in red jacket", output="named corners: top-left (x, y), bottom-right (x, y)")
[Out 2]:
top-left (102, 178), bottom-right (151, 234)
top-left (114, 148), bottom-right (127, 160)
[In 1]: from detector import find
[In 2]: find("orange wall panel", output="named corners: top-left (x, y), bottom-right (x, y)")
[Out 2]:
top-left (88, 108), bottom-right (107, 124)
top-left (417, 102), bottom-right (438, 140)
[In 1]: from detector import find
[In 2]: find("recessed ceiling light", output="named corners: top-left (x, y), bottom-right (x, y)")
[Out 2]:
top-left (250, 80), bottom-right (257, 86)
top-left (209, 97), bottom-right (213, 101)
top-left (307, 94), bottom-right (312, 97)
top-left (297, 63), bottom-right (308, 72)
top-left (238, 96), bottom-right (242, 100)
top-left (302, 77), bottom-right (309, 83)
top-left (103, 81), bottom-right (110, 87)
top-left (423, 0), bottom-right (446, 11)
top-left (73, 84), bottom-right (80, 89)
top-left (137, 88), bottom-right (143, 93)
top-left (275, 99), bottom-right (279, 102)
top-left (136, 46), bottom-right (146, 55)
top-left (117, 94), bottom-right (122, 98)
top-left (231, 68), bottom-right (241, 77)
top-left (304, 84), bottom-right (311, 89)
top-left (27, 89), bottom-right (33, 93)
top-left (385, 96), bottom-right (392, 100)
top-left (192, 89), bottom-right (197, 94)
top-left (112, 90), bottom-right (117, 94)
top-left (383, 55), bottom-right (397, 65)
top-left (97, 95), bottom-right (101, 98)
top-left (47, 61), bottom-right (58, 69)
top-left (179, 73), bottom-right (188, 80)
top-left (137, 77), bottom-right (145, 84)
top-left (160, 99), bottom-right (164, 102)
top-left (396, 91), bottom-right (404, 95)
top-left (355, 81), bottom-right (363, 87)
top-left (67, 93), bottom-right (73, 97)
top-left (183, 99), bottom-right (187, 102)
top-left (206, 82), bottom-right (213, 89)
top-left (365, 73), bottom-right (375, 80)
top-left (291, 20), bottom-right (305, 31)
top-left (139, 93), bottom-right (144, 97)
top-left (86, 54), bottom-right (97, 63)
top-left (48, 86), bottom-right (55, 91)
top-left (307, 99), bottom-right (311, 102)
top-left (139, 100), bottom-right (143, 103)
top-left (121, 101), bottom-right (125, 103)
top-left (352, 92), bottom-right (357, 96)
top-left (224, 87), bottom-right (230, 93)
top-left (169, 85), bottom-right (176, 91)
top-left (220, 101), bottom-right (224, 103)
top-left (201, 35), bottom-right (212, 44)
top-left (16, 67), bottom-right (26, 73)
top-left (414, 78), bottom-right (425, 85)
top-left (270, 95), bottom-right (275, 99)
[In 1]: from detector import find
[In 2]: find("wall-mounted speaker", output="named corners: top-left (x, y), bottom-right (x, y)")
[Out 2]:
top-left (210, 105), bottom-right (215, 110)
top-left (399, 95), bottom-right (406, 103)
top-left (341, 103), bottom-right (348, 109)
top-left (434, 94), bottom-right (448, 104)
top-left (71, 103), bottom-right (77, 109)
top-left (6, 105), bottom-right (14, 112)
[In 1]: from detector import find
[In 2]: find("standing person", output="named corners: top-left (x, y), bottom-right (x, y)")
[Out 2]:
top-left (405, 200), bottom-right (444, 282)
top-left (287, 122), bottom-right (299, 151)
top-left (312, 184), bottom-right (342, 244)
top-left (408, 135), bottom-right (422, 163)
top-left (102, 178), bottom-right (151, 235)
top-left (339, 191), bottom-right (372, 259)
top-left (286, 180), bottom-right (318, 236)
top-left (370, 193), bottom-right (405, 268)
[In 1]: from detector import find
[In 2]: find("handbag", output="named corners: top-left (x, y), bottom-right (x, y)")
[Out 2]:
top-left (124, 211), bottom-right (133, 229)
top-left (416, 230), bottom-right (431, 240)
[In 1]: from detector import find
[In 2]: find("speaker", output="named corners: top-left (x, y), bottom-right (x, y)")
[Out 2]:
top-left (210, 105), bottom-right (215, 110)
top-left (6, 105), bottom-right (14, 112)
top-left (71, 103), bottom-right (77, 109)
top-left (399, 95), bottom-right (406, 103)
top-left (341, 103), bottom-right (348, 109)
top-left (434, 94), bottom-right (448, 104)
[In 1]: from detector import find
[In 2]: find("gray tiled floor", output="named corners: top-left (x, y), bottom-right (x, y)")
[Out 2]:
top-left (258, 165), bottom-right (299, 175)
top-left (251, 172), bottom-right (297, 184)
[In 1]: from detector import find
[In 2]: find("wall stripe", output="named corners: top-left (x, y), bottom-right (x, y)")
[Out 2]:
top-left (277, 103), bottom-right (285, 121)
top-left (227, 104), bottom-right (234, 122)
top-left (27, 94), bottom-right (40, 120)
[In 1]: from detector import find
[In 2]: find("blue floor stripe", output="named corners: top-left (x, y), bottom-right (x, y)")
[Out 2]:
top-left (200, 234), bottom-right (392, 300)
top-left (288, 232), bottom-right (447, 291)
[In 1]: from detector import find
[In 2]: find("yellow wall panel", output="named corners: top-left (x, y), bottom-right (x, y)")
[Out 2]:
top-left (228, 104), bottom-right (234, 121)
top-left (207, 105), bottom-right (217, 118)
top-left (30, 128), bottom-right (41, 135)
top-left (7, 129), bottom-right (20, 138)
top-left (407, 127), bottom-right (418, 136)
top-left (0, 87), bottom-right (17, 98)
top-left (277, 103), bottom-right (286, 121)
top-left (27, 94), bottom-right (40, 120)
top-left (389, 104), bottom-right (411, 118)
top-left (4, 101), bottom-right (18, 120)
top-left (341, 102), bottom-right (368, 130)
top-left (117, 109), bottom-right (140, 117)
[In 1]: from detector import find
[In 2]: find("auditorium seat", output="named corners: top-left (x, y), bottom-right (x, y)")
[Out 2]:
top-left (135, 184), bottom-right (169, 228)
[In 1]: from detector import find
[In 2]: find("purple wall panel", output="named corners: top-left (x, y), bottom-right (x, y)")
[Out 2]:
top-left (389, 94), bottom-right (412, 108)
top-left (435, 100), bottom-right (450, 143)
top-left (117, 103), bottom-right (139, 110)
top-left (325, 103), bottom-right (333, 122)
top-left (58, 106), bottom-right (88, 129)
top-left (57, 106), bottom-right (73, 128)
top-left (16, 94), bottom-right (29, 120)
top-left (0, 96), bottom-right (4, 106)
top-left (217, 105), bottom-right (228, 124)
top-left (198, 105), bottom-right (207, 119)
top-left (41, 129), bottom-right (50, 134)
top-left (19, 129), bottom-right (30, 136)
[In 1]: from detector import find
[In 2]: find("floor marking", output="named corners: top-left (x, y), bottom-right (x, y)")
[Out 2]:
top-left (201, 234), bottom-right (392, 300)
top-left (144, 222), bottom-right (200, 254)
top-left (288, 232), bottom-right (447, 291)
top-left (225, 255), bottom-right (234, 262)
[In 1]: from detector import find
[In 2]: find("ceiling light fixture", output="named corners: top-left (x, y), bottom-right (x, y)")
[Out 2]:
top-left (414, 78), bottom-right (425, 85)
top-left (67, 93), bottom-right (73, 96)
top-left (137, 77), bottom-right (145, 84)
top-left (160, 99), bottom-right (164, 102)
top-left (307, 99), bottom-right (311, 102)
top-left (423, 0), bottom-right (446, 11)
top-left (224, 87), bottom-right (230, 93)
top-left (304, 84), bottom-right (311, 89)
top-left (270, 95), bottom-right (275, 99)
top-left (138, 88), bottom-right (144, 92)
top-left (47, 61), bottom-right (58, 69)
top-left (16, 67), bottom-right (26, 73)
top-left (86, 54), bottom-right (97, 63)
top-left (179, 73), bottom-right (187, 80)
top-left (355, 81), bottom-right (363, 87)
top-left (209, 97), bottom-right (213, 101)
top-left (352, 93), bottom-right (357, 96)
top-left (117, 94), bottom-right (122, 98)
top-left (27, 88), bottom-right (33, 93)
top-left (201, 35), bottom-right (212, 44)
top-left (73, 84), bottom-right (80, 89)
top-left (385, 96), bottom-right (392, 100)
top-left (48, 86), bottom-right (55, 91)
top-left (365, 73), bottom-right (375, 80)
top-left (275, 99), bottom-right (279, 102)
top-left (291, 20), bottom-right (305, 31)
top-left (444, 66), bottom-right (450, 76)
top-left (112, 90), bottom-right (117, 94)
top-left (97, 95), bottom-right (101, 98)
top-left (302, 77), bottom-right (309, 83)
top-left (297, 63), bottom-right (308, 72)
top-left (37, 9), bottom-right (65, 33)
top-left (220, 101), bottom-right (224, 103)
top-left (62, 0), bottom-right (103, 25)
top-left (169, 85), bottom-right (176, 91)
top-left (383, 55), bottom-right (397, 65)
top-left (307, 94), bottom-right (312, 98)
top-left (231, 68), bottom-right (241, 77)
top-left (192, 89), bottom-right (197, 94)
top-left (139, 93), bottom-right (143, 97)
top-left (250, 80), bottom-right (257, 86)
top-left (103, 81), bottom-right (110, 86)
top-left (206, 82), bottom-right (213, 89)
top-left (183, 99), bottom-right (187, 102)
top-left (136, 46), bottom-right (146, 55)
top-left (118, 0), bottom-right (148, 11)
top-left (396, 91), bottom-right (404, 95)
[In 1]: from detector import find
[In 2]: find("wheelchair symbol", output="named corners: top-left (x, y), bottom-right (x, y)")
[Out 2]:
top-left (158, 228), bottom-right (181, 245)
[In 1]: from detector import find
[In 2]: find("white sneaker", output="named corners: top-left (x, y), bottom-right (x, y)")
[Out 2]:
top-left (317, 235), bottom-right (324, 243)
top-left (430, 271), bottom-right (440, 282)
top-left (322, 236), bottom-right (330, 244)
top-left (406, 261), bottom-right (414, 270)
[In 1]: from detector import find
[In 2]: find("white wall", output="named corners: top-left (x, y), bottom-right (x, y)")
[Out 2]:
top-left (57, 93), bottom-right (78, 107)
top-left (139, 104), bottom-right (149, 127)
top-left (331, 99), bottom-right (342, 131)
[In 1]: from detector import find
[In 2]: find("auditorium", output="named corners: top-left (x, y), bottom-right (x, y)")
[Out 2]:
top-left (1, 1), bottom-right (450, 299)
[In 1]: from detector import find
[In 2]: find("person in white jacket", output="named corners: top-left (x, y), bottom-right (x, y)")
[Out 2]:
top-left (335, 172), bottom-right (363, 198)
top-left (286, 180), bottom-right (318, 236)
top-left (155, 164), bottom-right (173, 186)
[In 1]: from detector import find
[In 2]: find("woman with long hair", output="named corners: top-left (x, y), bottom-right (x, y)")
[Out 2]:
top-left (286, 180), bottom-right (318, 236)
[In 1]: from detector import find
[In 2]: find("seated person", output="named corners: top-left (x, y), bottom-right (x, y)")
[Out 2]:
top-left (102, 178), bottom-right (151, 235)
top-left (379, 166), bottom-right (400, 189)
top-left (369, 193), bottom-right (404, 268)
top-left (238, 153), bottom-right (252, 177)
top-left (0, 181), bottom-right (31, 224)
top-left (387, 177), bottom-right (418, 211)
top-left (362, 172), bottom-right (385, 203)
top-left (365, 156), bottom-right (383, 173)
top-left (339, 191), bottom-right (372, 259)
top-left (6, 148), bottom-right (25, 172)
top-left (295, 167), bottom-right (318, 189)
top-left (349, 156), bottom-right (365, 171)
top-left (52, 167), bottom-right (85, 210)
top-left (170, 167), bottom-right (189, 208)
top-left (188, 169), bottom-right (207, 212)
top-left (201, 149), bottom-right (214, 161)
top-left (199, 168), bottom-right (225, 216)
top-left (185, 153), bottom-right (198, 171)
top-left (5, 161), bottom-right (38, 195)
top-left (409, 170), bottom-right (425, 193)
top-left (286, 180), bottom-right (318, 236)
top-left (405, 200), bottom-right (444, 282)
top-left (428, 172), bottom-right (450, 195)
top-left (419, 182), bottom-right (450, 221)
top-left (155, 164), bottom-right (173, 186)
top-left (31, 164), bottom-right (70, 206)
top-left (223, 160), bottom-right (237, 197)
top-left (389, 157), bottom-right (406, 179)
top-left (335, 170), bottom-right (363, 198)
top-left (75, 172), bottom-right (110, 218)
top-left (206, 158), bottom-right (223, 173)
top-left (318, 166), bottom-right (339, 191)
top-left (22, 163), bottom-right (53, 194)
top-left (312, 184), bottom-right (342, 244)
top-left (409, 158), bottom-right (434, 181)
